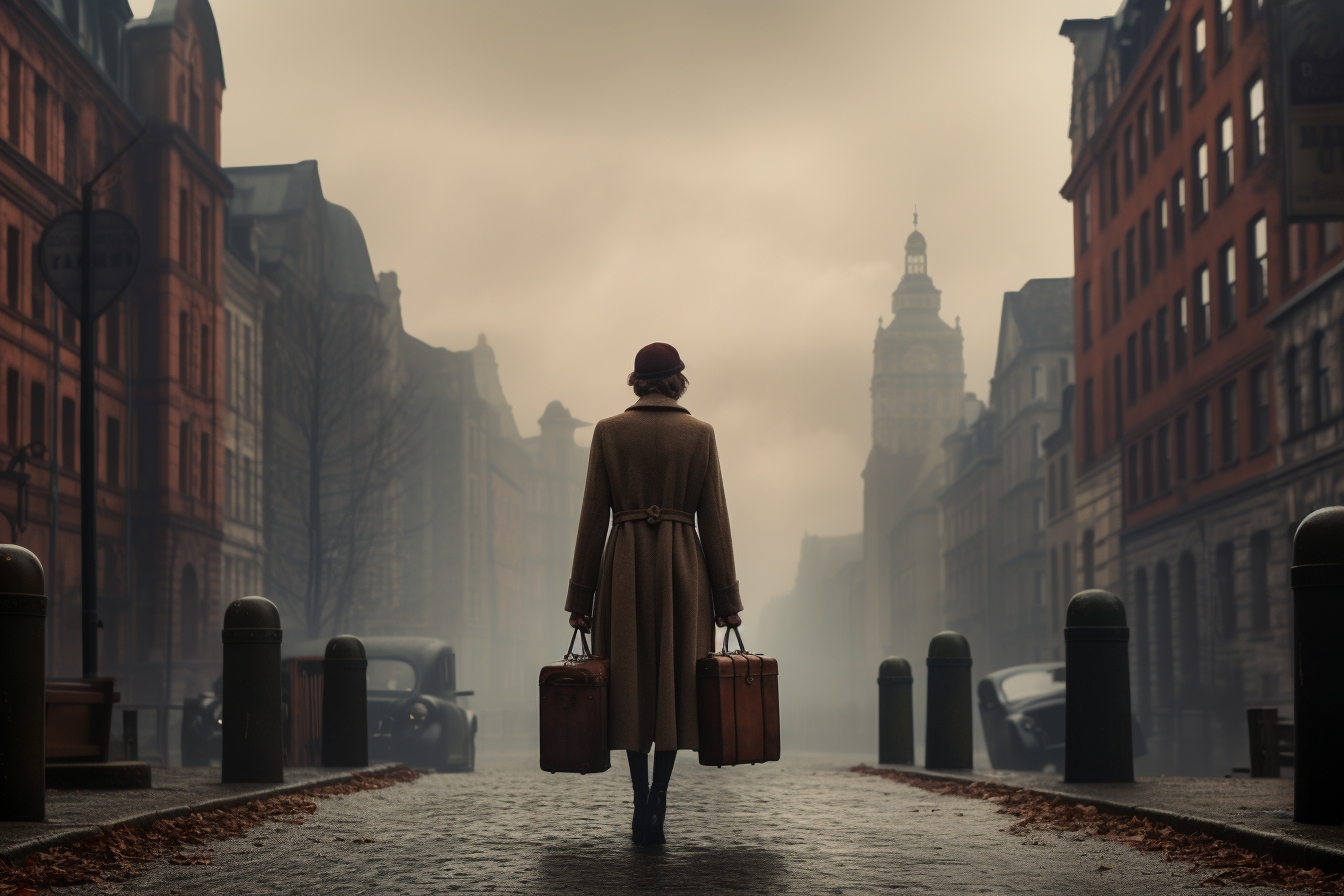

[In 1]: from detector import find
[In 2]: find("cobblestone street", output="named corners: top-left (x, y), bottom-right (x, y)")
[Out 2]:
top-left (62, 753), bottom-right (1270, 895)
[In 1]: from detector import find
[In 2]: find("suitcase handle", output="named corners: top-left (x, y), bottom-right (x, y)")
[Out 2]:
top-left (565, 628), bottom-right (594, 661)
top-left (719, 625), bottom-right (747, 655)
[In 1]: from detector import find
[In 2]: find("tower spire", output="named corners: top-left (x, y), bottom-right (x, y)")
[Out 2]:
top-left (913, 206), bottom-right (918, 229)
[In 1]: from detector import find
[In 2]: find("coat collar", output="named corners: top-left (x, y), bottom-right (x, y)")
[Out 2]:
top-left (626, 393), bottom-right (691, 414)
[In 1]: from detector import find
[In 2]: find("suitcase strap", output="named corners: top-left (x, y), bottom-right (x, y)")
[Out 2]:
top-left (716, 625), bottom-right (749, 655)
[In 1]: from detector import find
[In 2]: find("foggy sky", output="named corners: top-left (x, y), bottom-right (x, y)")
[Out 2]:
top-left (131, 0), bottom-right (1117, 611)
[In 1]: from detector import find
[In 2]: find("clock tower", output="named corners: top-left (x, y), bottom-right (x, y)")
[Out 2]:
top-left (861, 215), bottom-right (965, 668)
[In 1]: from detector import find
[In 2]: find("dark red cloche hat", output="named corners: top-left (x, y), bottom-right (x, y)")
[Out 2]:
top-left (633, 342), bottom-right (685, 379)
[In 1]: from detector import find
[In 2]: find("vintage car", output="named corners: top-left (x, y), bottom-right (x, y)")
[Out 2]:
top-left (182, 636), bottom-right (476, 772)
top-left (977, 662), bottom-right (1146, 772)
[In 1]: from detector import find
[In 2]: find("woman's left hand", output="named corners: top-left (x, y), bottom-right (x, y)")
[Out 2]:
top-left (714, 614), bottom-right (741, 628)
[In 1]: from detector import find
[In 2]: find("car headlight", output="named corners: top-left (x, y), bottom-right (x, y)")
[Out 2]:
top-left (407, 701), bottom-right (431, 731)
top-left (213, 703), bottom-right (224, 727)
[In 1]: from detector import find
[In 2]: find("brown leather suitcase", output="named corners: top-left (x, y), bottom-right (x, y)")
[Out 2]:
top-left (697, 628), bottom-right (781, 766)
top-left (539, 630), bottom-right (611, 774)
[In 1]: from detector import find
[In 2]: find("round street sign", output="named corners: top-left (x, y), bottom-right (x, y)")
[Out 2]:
top-left (38, 209), bottom-right (140, 318)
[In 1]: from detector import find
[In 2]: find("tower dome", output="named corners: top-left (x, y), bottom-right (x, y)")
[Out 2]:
top-left (891, 210), bottom-right (940, 313)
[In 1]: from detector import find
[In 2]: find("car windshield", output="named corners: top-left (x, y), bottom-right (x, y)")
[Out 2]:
top-left (367, 659), bottom-right (416, 692)
top-left (999, 669), bottom-right (1064, 703)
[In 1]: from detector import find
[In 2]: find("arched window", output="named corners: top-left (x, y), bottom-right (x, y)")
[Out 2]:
top-left (1215, 541), bottom-right (1236, 639)
top-left (1134, 566), bottom-right (1151, 721)
top-left (1313, 331), bottom-right (1332, 424)
top-left (180, 564), bottom-right (200, 658)
top-left (1178, 551), bottom-right (1200, 706)
top-left (1154, 561), bottom-right (1173, 703)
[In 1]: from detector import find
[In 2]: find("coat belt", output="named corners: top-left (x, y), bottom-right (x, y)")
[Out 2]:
top-left (612, 506), bottom-right (695, 525)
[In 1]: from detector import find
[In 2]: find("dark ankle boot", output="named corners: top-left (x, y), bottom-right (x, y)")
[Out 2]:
top-left (631, 786), bottom-right (648, 843)
top-left (645, 784), bottom-right (667, 845)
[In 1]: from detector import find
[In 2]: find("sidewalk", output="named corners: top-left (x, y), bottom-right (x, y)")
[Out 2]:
top-left (877, 763), bottom-right (1344, 873)
top-left (0, 763), bottom-right (400, 864)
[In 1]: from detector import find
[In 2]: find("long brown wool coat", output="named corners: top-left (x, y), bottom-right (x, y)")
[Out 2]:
top-left (565, 392), bottom-right (743, 753)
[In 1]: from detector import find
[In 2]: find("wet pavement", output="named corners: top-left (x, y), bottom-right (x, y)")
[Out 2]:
top-left (61, 752), bottom-right (1272, 895)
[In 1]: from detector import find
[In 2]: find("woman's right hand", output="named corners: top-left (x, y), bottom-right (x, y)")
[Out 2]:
top-left (569, 613), bottom-right (592, 633)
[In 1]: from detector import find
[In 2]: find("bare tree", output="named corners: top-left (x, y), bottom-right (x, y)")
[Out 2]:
top-left (264, 285), bottom-right (420, 640)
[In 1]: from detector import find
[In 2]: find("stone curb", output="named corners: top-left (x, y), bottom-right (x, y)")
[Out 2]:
top-left (0, 762), bottom-right (404, 865)
top-left (875, 766), bottom-right (1344, 875)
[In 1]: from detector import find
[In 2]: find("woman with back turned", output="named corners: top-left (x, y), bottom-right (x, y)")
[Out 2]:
top-left (565, 342), bottom-right (743, 846)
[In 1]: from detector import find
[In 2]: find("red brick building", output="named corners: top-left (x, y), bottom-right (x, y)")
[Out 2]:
top-left (0, 0), bottom-right (227, 723)
top-left (1061, 0), bottom-right (1343, 773)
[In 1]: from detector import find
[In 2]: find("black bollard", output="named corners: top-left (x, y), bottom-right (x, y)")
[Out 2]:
top-left (322, 635), bottom-right (368, 767)
top-left (1064, 589), bottom-right (1133, 783)
top-left (221, 596), bottom-right (284, 783)
top-left (925, 632), bottom-right (973, 769)
top-left (1291, 507), bottom-right (1344, 824)
top-left (878, 657), bottom-right (914, 765)
top-left (0, 546), bottom-right (46, 821)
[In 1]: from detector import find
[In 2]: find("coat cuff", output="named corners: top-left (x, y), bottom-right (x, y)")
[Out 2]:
top-left (565, 580), bottom-right (595, 615)
top-left (712, 581), bottom-right (743, 617)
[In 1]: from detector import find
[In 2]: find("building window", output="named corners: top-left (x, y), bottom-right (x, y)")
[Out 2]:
top-left (7, 52), bottom-right (20, 146)
top-left (30, 244), bottom-right (43, 322)
top-left (4, 369), bottom-right (16, 448)
top-left (1217, 108), bottom-right (1235, 198)
top-left (32, 77), bottom-right (46, 170)
top-left (1287, 347), bottom-right (1303, 435)
top-left (1081, 187), bottom-right (1091, 251)
top-left (1139, 104), bottom-right (1150, 175)
top-left (60, 395), bottom-right (74, 472)
top-left (200, 433), bottom-right (211, 502)
top-left (1158, 423), bottom-right (1172, 492)
top-left (29, 382), bottom-right (43, 450)
top-left (1083, 378), bottom-right (1095, 461)
top-left (1048, 461), bottom-right (1058, 517)
top-left (1324, 221), bottom-right (1343, 257)
top-left (1250, 362), bottom-right (1270, 452)
top-left (5, 226), bottom-right (18, 309)
top-left (179, 421), bottom-right (190, 493)
top-left (1288, 223), bottom-right (1307, 283)
top-left (62, 103), bottom-right (77, 190)
top-left (1113, 354), bottom-right (1124, 442)
top-left (1127, 333), bottom-right (1139, 405)
top-left (1170, 51), bottom-right (1184, 133)
top-left (1142, 434), bottom-right (1155, 500)
top-left (62, 306), bottom-right (77, 344)
top-left (1082, 529), bottom-right (1096, 589)
top-left (1194, 266), bottom-right (1212, 348)
top-left (1192, 15), bottom-right (1207, 98)
top-left (1196, 396), bottom-right (1213, 476)
top-left (1060, 452), bottom-right (1070, 508)
top-left (1155, 192), bottom-right (1169, 269)
top-left (1176, 412), bottom-right (1189, 480)
top-left (1219, 241), bottom-right (1237, 332)
top-left (105, 417), bottom-right (120, 487)
top-left (105, 306), bottom-right (120, 371)
top-left (1111, 249), bottom-right (1122, 321)
top-left (1031, 366), bottom-right (1043, 401)
top-left (1313, 330), bottom-right (1332, 423)
top-left (1250, 530), bottom-right (1270, 632)
top-left (1124, 126), bottom-right (1135, 196)
top-left (1216, 541), bottom-right (1236, 639)
top-left (1157, 306), bottom-right (1170, 382)
top-left (1128, 444), bottom-right (1140, 506)
top-left (1247, 76), bottom-right (1265, 169)
top-left (1139, 211), bottom-right (1152, 285)
top-left (1141, 320), bottom-right (1154, 394)
top-left (1221, 380), bottom-right (1239, 464)
top-left (1193, 138), bottom-right (1210, 221)
top-left (1174, 290), bottom-right (1188, 369)
top-left (1033, 423), bottom-right (1043, 458)
top-left (1109, 153), bottom-right (1120, 218)
top-left (1172, 172), bottom-right (1187, 251)
top-left (1153, 78), bottom-right (1166, 154)
top-left (179, 311), bottom-right (190, 386)
top-left (1082, 281), bottom-right (1093, 350)
top-left (1249, 214), bottom-right (1268, 309)
top-left (199, 204), bottom-right (211, 284)
top-left (1125, 228), bottom-right (1136, 300)
top-left (201, 324), bottom-right (212, 396)
top-left (178, 188), bottom-right (190, 269)
top-left (1033, 498), bottom-right (1044, 531)
top-left (225, 448), bottom-right (236, 518)
top-left (1218, 0), bottom-right (1235, 59)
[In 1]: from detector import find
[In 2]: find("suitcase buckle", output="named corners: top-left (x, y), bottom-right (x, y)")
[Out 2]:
top-left (646, 505), bottom-right (662, 524)
top-left (746, 676), bottom-right (754, 684)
